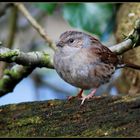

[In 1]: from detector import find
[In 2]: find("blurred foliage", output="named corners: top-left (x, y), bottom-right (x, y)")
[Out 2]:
top-left (34, 3), bottom-right (57, 14)
top-left (34, 3), bottom-right (117, 38)
top-left (62, 3), bottom-right (115, 37)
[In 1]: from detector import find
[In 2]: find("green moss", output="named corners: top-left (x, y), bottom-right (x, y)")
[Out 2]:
top-left (8, 116), bottom-right (42, 128)
top-left (0, 94), bottom-right (140, 137)
top-left (42, 51), bottom-right (54, 68)
top-left (0, 49), bottom-right (18, 59)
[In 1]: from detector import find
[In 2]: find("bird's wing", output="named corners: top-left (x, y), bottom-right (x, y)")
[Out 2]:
top-left (100, 45), bottom-right (119, 66)
top-left (89, 37), bottom-right (119, 66)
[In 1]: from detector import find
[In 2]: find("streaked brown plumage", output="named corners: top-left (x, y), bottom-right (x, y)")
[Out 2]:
top-left (53, 31), bottom-right (140, 105)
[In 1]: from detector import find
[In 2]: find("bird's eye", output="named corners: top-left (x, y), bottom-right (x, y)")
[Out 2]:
top-left (69, 38), bottom-right (74, 43)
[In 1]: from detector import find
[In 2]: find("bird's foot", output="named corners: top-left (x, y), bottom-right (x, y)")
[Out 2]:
top-left (80, 89), bottom-right (97, 105)
top-left (67, 89), bottom-right (83, 101)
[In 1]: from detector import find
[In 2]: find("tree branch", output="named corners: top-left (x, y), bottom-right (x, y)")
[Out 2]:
top-left (0, 65), bottom-right (35, 96)
top-left (0, 46), bottom-right (54, 69)
top-left (0, 45), bottom-right (54, 97)
top-left (109, 39), bottom-right (133, 54)
top-left (1, 94), bottom-right (140, 137)
top-left (14, 3), bottom-right (56, 50)
top-left (109, 18), bottom-right (140, 54)
top-left (0, 3), bottom-right (13, 18)
top-left (0, 6), bottom-right (18, 78)
top-left (7, 6), bottom-right (18, 48)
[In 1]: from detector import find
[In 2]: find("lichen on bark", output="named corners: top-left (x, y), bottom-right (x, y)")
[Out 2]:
top-left (0, 94), bottom-right (140, 137)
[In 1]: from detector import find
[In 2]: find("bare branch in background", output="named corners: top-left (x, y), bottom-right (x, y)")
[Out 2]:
top-left (0, 3), bottom-right (13, 17)
top-left (0, 5), bottom-right (18, 78)
top-left (7, 6), bottom-right (18, 48)
top-left (14, 3), bottom-right (56, 50)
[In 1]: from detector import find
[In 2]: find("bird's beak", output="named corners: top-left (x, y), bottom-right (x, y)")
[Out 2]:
top-left (56, 41), bottom-right (63, 48)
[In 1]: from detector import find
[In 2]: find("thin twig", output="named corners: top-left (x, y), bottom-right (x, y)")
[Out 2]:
top-left (7, 6), bottom-right (18, 48)
top-left (0, 6), bottom-right (18, 78)
top-left (0, 3), bottom-right (13, 17)
top-left (14, 3), bottom-right (56, 50)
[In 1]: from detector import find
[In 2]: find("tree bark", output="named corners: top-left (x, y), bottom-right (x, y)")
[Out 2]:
top-left (115, 3), bottom-right (140, 95)
top-left (0, 94), bottom-right (140, 137)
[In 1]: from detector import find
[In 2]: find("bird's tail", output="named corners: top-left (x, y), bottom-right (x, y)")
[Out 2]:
top-left (117, 61), bottom-right (140, 70)
top-left (124, 62), bottom-right (140, 70)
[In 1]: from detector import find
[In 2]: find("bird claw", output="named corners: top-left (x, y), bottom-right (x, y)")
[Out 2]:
top-left (67, 94), bottom-right (83, 101)
top-left (80, 95), bottom-right (102, 105)
top-left (67, 89), bottom-right (84, 101)
top-left (80, 89), bottom-right (97, 105)
top-left (67, 89), bottom-right (97, 106)
top-left (80, 94), bottom-right (94, 105)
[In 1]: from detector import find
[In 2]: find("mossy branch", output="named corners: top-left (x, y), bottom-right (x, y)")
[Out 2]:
top-left (0, 65), bottom-right (34, 96)
top-left (0, 46), bottom-right (54, 96)
top-left (0, 94), bottom-right (140, 137)
top-left (0, 46), bottom-right (54, 69)
top-left (110, 18), bottom-right (140, 54)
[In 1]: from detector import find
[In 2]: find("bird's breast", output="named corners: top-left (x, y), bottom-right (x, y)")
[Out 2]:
top-left (53, 50), bottom-right (115, 89)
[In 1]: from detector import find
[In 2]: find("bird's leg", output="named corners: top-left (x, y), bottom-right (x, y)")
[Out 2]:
top-left (77, 89), bottom-right (84, 98)
top-left (68, 89), bottom-right (84, 101)
top-left (81, 89), bottom-right (97, 105)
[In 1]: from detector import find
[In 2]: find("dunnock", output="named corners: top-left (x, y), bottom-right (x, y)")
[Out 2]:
top-left (53, 31), bottom-right (140, 105)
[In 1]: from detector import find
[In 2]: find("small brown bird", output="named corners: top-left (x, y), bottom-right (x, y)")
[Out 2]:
top-left (53, 31), bottom-right (140, 105)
